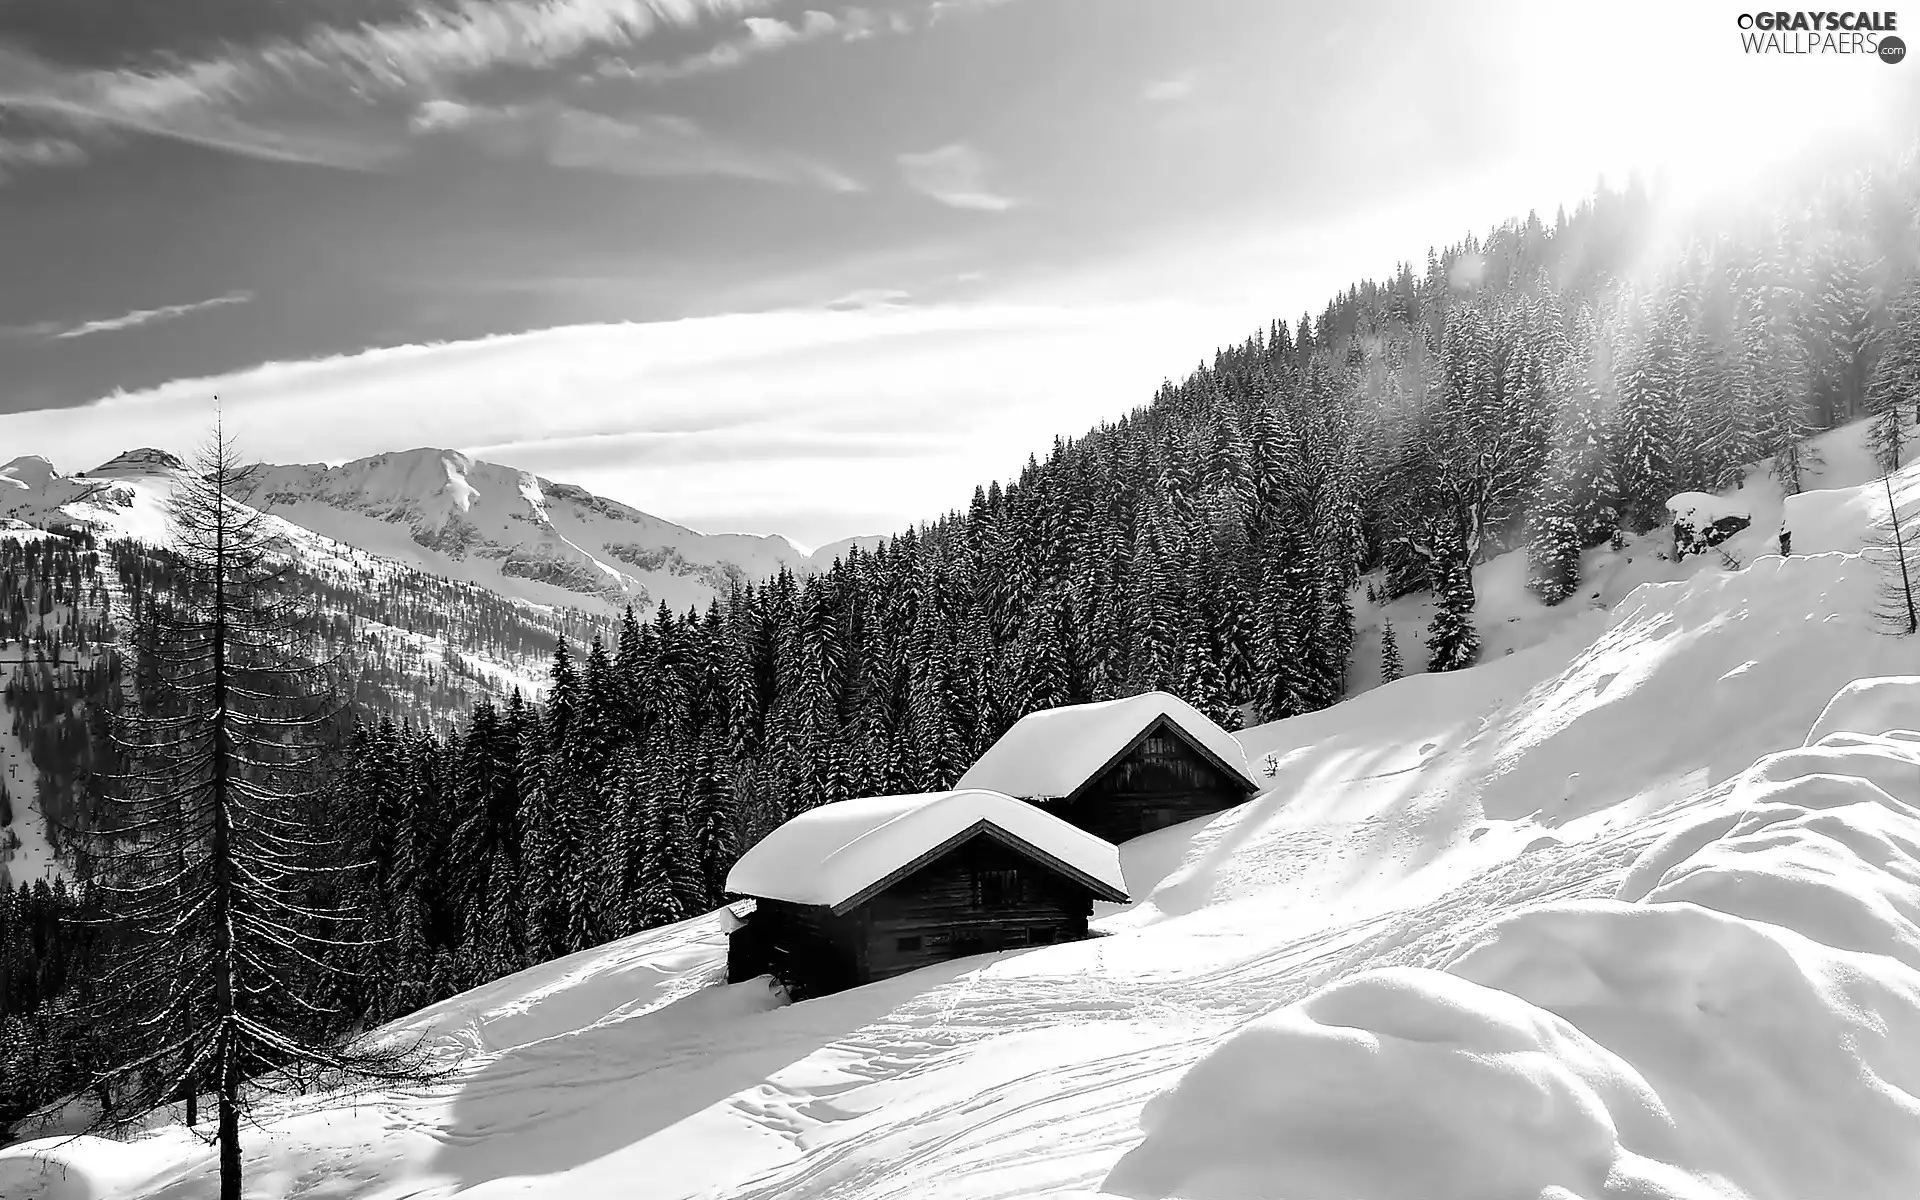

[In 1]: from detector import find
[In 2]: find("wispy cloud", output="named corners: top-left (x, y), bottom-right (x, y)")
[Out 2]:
top-left (925, 0), bottom-right (1020, 25)
top-left (600, 9), bottom-right (849, 82)
top-left (413, 100), bottom-right (862, 190)
top-left (0, 133), bottom-right (89, 180)
top-left (0, 297), bottom-right (1254, 543)
top-left (594, 0), bottom-right (1009, 85)
top-left (897, 142), bottom-right (1017, 211)
top-left (824, 287), bottom-right (914, 311)
top-left (1142, 72), bottom-right (1198, 103)
top-left (0, 0), bottom-right (766, 173)
top-left (6, 290), bottom-right (255, 342)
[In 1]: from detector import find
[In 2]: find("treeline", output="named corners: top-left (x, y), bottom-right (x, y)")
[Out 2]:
top-left (111, 541), bottom-right (595, 728)
top-left (321, 622), bottom-right (739, 1021)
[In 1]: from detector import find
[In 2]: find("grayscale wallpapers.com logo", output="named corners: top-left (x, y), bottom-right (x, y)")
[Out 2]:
top-left (1735, 11), bottom-right (1906, 61)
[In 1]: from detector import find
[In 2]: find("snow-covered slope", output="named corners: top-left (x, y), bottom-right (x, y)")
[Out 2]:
top-left (1343, 415), bottom-right (1917, 699)
top-left (241, 448), bottom-right (871, 615)
top-left (8, 446), bottom-right (1919, 1198)
top-left (1, 449), bottom-right (182, 545)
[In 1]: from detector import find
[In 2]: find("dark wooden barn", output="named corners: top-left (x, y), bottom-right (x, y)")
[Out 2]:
top-left (956, 691), bottom-right (1264, 844)
top-left (723, 789), bottom-right (1128, 1000)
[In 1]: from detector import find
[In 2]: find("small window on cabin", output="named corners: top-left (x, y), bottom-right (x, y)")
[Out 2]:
top-left (1003, 928), bottom-right (1027, 947)
top-left (975, 868), bottom-right (1024, 907)
top-left (1030, 926), bottom-right (1057, 946)
top-left (896, 935), bottom-right (922, 952)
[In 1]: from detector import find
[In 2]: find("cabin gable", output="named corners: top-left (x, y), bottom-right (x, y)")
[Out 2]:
top-left (1046, 716), bottom-right (1258, 843)
top-left (857, 831), bottom-right (1103, 984)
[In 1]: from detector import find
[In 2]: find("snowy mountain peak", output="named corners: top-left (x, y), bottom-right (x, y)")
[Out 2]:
top-left (87, 448), bottom-right (184, 477)
top-left (2, 442), bottom-right (878, 614)
top-left (0, 456), bottom-right (58, 492)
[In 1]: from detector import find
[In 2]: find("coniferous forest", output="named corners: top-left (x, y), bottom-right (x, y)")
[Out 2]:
top-left (4, 147), bottom-right (1920, 1138)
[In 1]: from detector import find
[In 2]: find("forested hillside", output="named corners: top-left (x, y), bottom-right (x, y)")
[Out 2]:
top-left (0, 532), bottom-right (607, 884)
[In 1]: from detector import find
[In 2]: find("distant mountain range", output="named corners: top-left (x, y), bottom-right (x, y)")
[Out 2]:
top-left (1, 446), bottom-right (877, 616)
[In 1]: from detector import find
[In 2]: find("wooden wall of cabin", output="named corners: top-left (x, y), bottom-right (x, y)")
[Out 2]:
top-left (859, 836), bottom-right (1094, 983)
top-left (1054, 727), bottom-right (1251, 843)
top-left (729, 898), bottom-right (869, 1000)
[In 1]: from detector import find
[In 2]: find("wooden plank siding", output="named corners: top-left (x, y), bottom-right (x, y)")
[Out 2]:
top-left (861, 836), bottom-right (1093, 983)
top-left (727, 897), bottom-right (870, 1000)
top-left (727, 832), bottom-right (1106, 1000)
top-left (1046, 724), bottom-right (1255, 843)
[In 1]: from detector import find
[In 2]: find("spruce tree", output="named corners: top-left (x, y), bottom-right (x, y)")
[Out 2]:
top-left (1425, 548), bottom-right (1481, 673)
top-left (1379, 619), bottom-right (1403, 684)
top-left (1867, 280), bottom-right (1920, 473)
top-left (1524, 483), bottom-right (1584, 605)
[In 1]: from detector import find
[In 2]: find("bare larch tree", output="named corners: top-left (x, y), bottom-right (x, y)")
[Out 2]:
top-left (81, 419), bottom-right (408, 1200)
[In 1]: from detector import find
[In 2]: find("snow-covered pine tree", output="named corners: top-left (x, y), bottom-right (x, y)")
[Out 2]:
top-left (687, 732), bottom-right (737, 909)
top-left (1523, 480), bottom-right (1583, 604)
top-left (1379, 619), bottom-right (1403, 683)
top-left (1554, 313), bottom-right (1622, 542)
top-left (1686, 256), bottom-right (1756, 490)
top-left (1867, 279), bottom-right (1920, 473)
top-left (1177, 616), bottom-right (1235, 729)
top-left (1425, 543), bottom-right (1480, 673)
top-left (1125, 507), bottom-right (1180, 693)
top-left (1743, 238), bottom-right (1820, 493)
top-left (1613, 298), bottom-right (1678, 531)
top-left (636, 761), bottom-right (688, 929)
top-left (1015, 595), bottom-right (1073, 716)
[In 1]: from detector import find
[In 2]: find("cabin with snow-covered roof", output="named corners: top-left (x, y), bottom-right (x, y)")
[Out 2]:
top-left (956, 691), bottom-right (1263, 844)
top-left (723, 789), bottom-right (1128, 1000)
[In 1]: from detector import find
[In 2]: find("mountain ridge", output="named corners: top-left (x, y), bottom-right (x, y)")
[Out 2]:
top-left (2, 445), bottom-right (878, 616)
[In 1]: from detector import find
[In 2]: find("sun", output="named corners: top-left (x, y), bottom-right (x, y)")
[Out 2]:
top-left (1503, 2), bottom-right (1919, 211)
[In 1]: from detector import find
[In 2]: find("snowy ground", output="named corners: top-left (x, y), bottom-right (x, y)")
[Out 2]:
top-left (5, 427), bottom-right (1920, 1198)
top-left (1345, 417), bottom-right (1914, 697)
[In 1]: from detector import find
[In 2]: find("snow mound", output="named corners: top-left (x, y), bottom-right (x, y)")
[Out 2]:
top-left (956, 690), bottom-right (1259, 801)
top-left (1781, 462), bottom-right (1920, 556)
top-left (1116, 684), bottom-right (1920, 1200)
top-left (1104, 966), bottom-right (1686, 1200)
top-left (1665, 492), bottom-right (1752, 526)
top-left (725, 789), bottom-right (1127, 908)
top-left (1807, 676), bottom-right (1920, 746)
top-left (1666, 491), bottom-right (1752, 559)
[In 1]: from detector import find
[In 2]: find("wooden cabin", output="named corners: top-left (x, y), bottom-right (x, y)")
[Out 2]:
top-left (956, 691), bottom-right (1264, 844)
top-left (724, 789), bottom-right (1128, 1000)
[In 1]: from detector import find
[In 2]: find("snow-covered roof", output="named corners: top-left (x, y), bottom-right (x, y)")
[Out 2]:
top-left (956, 691), bottom-right (1262, 801)
top-left (1666, 492), bottom-right (1752, 525)
top-left (724, 789), bottom-right (1128, 911)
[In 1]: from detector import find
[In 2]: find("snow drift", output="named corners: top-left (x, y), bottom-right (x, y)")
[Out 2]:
top-left (1109, 722), bottom-right (1920, 1200)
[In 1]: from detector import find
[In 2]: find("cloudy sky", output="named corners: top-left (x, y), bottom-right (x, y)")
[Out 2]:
top-left (2, 0), bottom-right (1916, 546)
